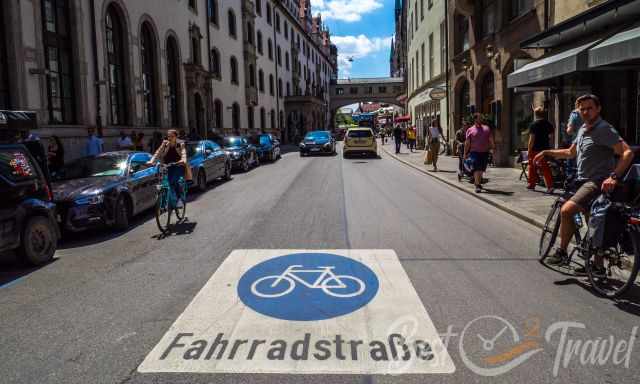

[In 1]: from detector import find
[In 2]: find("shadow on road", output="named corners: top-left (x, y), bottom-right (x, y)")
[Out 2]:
top-left (554, 276), bottom-right (640, 316)
top-left (0, 252), bottom-right (58, 288)
top-left (153, 219), bottom-right (197, 240)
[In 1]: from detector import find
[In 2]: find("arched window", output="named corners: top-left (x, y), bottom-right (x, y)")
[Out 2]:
top-left (256, 0), bottom-right (262, 16)
top-left (257, 31), bottom-right (263, 54)
top-left (268, 39), bottom-right (273, 60)
top-left (248, 64), bottom-right (255, 87)
top-left (211, 48), bottom-right (221, 78)
top-left (269, 74), bottom-right (274, 96)
top-left (285, 51), bottom-right (290, 70)
top-left (141, 22), bottom-right (158, 126)
top-left (106, 4), bottom-right (128, 125)
top-left (166, 35), bottom-right (181, 127)
top-left (208, 0), bottom-right (218, 25)
top-left (279, 110), bottom-right (284, 131)
top-left (41, 0), bottom-right (75, 123)
top-left (232, 102), bottom-right (240, 134)
top-left (247, 22), bottom-right (254, 45)
top-left (228, 9), bottom-right (236, 38)
top-left (266, 3), bottom-right (272, 25)
top-left (247, 106), bottom-right (254, 131)
top-left (230, 56), bottom-right (238, 84)
top-left (277, 46), bottom-right (282, 66)
top-left (481, 71), bottom-right (495, 114)
top-left (270, 108), bottom-right (275, 129)
top-left (258, 69), bottom-right (264, 92)
top-left (191, 35), bottom-right (200, 65)
top-left (214, 99), bottom-right (223, 129)
top-left (278, 78), bottom-right (282, 98)
top-left (260, 107), bottom-right (266, 131)
top-left (286, 82), bottom-right (290, 97)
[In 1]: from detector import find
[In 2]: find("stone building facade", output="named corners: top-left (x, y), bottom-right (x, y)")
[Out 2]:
top-left (0, 0), bottom-right (337, 160)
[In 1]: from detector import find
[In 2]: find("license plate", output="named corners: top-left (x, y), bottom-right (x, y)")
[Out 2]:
top-left (310, 148), bottom-right (320, 152)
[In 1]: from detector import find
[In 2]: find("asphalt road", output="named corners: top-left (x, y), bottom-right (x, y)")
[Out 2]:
top-left (1, 143), bottom-right (639, 383)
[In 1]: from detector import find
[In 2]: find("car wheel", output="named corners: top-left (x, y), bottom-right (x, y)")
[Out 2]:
top-left (113, 195), bottom-right (130, 231)
top-left (19, 216), bottom-right (56, 266)
top-left (254, 153), bottom-right (260, 167)
top-left (223, 161), bottom-right (232, 180)
top-left (197, 170), bottom-right (207, 192)
top-left (270, 150), bottom-right (276, 162)
top-left (242, 157), bottom-right (250, 172)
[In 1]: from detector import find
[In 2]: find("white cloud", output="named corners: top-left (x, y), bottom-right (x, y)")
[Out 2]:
top-left (310, 0), bottom-right (384, 22)
top-left (331, 35), bottom-right (393, 76)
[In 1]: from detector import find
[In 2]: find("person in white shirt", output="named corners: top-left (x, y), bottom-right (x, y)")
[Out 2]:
top-left (427, 119), bottom-right (444, 172)
top-left (117, 131), bottom-right (133, 150)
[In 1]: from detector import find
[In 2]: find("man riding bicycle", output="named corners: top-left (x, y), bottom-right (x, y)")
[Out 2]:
top-left (534, 94), bottom-right (634, 267)
top-left (147, 129), bottom-right (191, 207)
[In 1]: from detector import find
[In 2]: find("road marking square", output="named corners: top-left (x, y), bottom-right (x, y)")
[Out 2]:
top-left (138, 249), bottom-right (455, 374)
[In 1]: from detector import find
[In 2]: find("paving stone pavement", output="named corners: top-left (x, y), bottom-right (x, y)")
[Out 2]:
top-left (380, 139), bottom-right (558, 228)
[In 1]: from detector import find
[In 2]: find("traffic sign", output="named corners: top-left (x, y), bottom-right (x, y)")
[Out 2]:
top-left (138, 249), bottom-right (455, 375)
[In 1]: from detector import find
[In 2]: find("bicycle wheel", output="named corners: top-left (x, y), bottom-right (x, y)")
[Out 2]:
top-left (587, 232), bottom-right (640, 299)
top-left (250, 275), bottom-right (295, 298)
top-left (174, 180), bottom-right (187, 222)
top-left (155, 188), bottom-right (171, 234)
top-left (539, 200), bottom-right (562, 260)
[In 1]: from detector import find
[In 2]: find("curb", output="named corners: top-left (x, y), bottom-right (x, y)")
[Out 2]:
top-left (381, 145), bottom-right (545, 229)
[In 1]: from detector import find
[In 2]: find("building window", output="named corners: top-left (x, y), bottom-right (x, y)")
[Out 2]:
top-left (258, 69), bottom-right (264, 92)
top-left (428, 0), bottom-right (433, 9)
top-left (378, 86), bottom-right (387, 93)
top-left (189, 0), bottom-right (197, 12)
top-left (228, 9), bottom-right (236, 38)
top-left (255, 0), bottom-right (262, 16)
top-left (208, 0), bottom-right (218, 25)
top-left (269, 74), bottom-right (274, 96)
top-left (0, 3), bottom-right (9, 109)
top-left (420, 0), bottom-right (424, 20)
top-left (214, 99), bottom-right (223, 129)
top-left (285, 52), bottom-right (290, 70)
top-left (511, 0), bottom-right (533, 19)
top-left (428, 33), bottom-right (434, 80)
top-left (279, 110), bottom-right (283, 131)
top-left (166, 36), bottom-right (181, 127)
top-left (247, 22), bottom-right (254, 45)
top-left (266, 3), bottom-right (272, 24)
top-left (336, 88), bottom-right (344, 95)
top-left (248, 64), bottom-right (255, 87)
top-left (440, 22), bottom-right (446, 74)
top-left (278, 78), bottom-right (283, 98)
top-left (277, 46), bottom-right (282, 66)
top-left (275, 12), bottom-right (280, 33)
top-left (270, 108), bottom-right (275, 129)
top-left (211, 48), bottom-right (221, 78)
top-left (455, 15), bottom-right (470, 53)
top-left (230, 56), bottom-right (239, 84)
top-left (349, 87), bottom-right (358, 95)
top-left (140, 22), bottom-right (158, 126)
top-left (414, 1), bottom-right (418, 29)
top-left (366, 86), bottom-right (373, 94)
top-left (268, 39), bottom-right (273, 60)
top-left (248, 106), bottom-right (254, 130)
top-left (260, 107), bottom-right (265, 130)
top-left (420, 43), bottom-right (425, 85)
top-left (191, 34), bottom-right (201, 65)
top-left (286, 82), bottom-right (290, 96)
top-left (257, 31), bottom-right (263, 54)
top-left (482, 0), bottom-right (497, 37)
top-left (106, 4), bottom-right (128, 125)
top-left (232, 103), bottom-right (240, 134)
top-left (284, 21), bottom-right (288, 39)
top-left (41, 0), bottom-right (75, 124)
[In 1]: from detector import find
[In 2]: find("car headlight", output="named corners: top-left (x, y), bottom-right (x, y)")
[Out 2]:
top-left (323, 142), bottom-right (331, 147)
top-left (232, 152), bottom-right (242, 159)
top-left (75, 193), bottom-right (104, 205)
top-left (299, 142), bottom-right (305, 148)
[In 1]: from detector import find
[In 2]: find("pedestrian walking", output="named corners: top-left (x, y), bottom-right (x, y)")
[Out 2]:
top-left (117, 131), bottom-right (133, 150)
top-left (455, 123), bottom-right (469, 177)
top-left (85, 127), bottom-right (104, 157)
top-left (47, 135), bottom-right (64, 174)
top-left (427, 119), bottom-right (444, 172)
top-left (407, 125), bottom-right (416, 152)
top-left (393, 124), bottom-right (402, 154)
top-left (527, 107), bottom-right (554, 193)
top-left (463, 113), bottom-right (495, 193)
top-left (380, 129), bottom-right (386, 144)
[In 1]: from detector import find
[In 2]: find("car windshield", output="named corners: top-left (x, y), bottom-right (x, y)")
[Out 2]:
top-left (259, 135), bottom-right (271, 145)
top-left (305, 132), bottom-right (330, 140)
top-left (224, 137), bottom-right (244, 147)
top-left (348, 130), bottom-right (373, 138)
top-left (58, 155), bottom-right (128, 179)
top-left (186, 143), bottom-right (201, 158)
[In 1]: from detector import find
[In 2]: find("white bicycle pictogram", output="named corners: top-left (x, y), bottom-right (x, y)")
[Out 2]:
top-left (250, 264), bottom-right (366, 298)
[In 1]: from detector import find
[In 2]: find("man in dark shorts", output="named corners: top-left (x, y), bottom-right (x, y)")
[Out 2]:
top-left (463, 113), bottom-right (495, 193)
top-left (534, 94), bottom-right (634, 265)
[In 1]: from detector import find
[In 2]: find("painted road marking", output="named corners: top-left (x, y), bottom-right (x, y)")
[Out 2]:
top-left (138, 249), bottom-right (455, 374)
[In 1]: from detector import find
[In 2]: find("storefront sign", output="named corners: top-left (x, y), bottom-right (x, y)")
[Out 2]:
top-left (429, 88), bottom-right (447, 100)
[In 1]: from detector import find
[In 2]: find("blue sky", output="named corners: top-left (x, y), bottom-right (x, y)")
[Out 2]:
top-left (311, 0), bottom-right (395, 78)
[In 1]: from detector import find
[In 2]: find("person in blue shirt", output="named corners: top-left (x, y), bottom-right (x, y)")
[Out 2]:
top-left (85, 127), bottom-right (104, 157)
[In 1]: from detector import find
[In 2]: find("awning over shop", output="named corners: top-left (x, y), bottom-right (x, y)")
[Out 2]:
top-left (589, 24), bottom-right (640, 68)
top-left (507, 42), bottom-right (595, 88)
top-left (394, 115), bottom-right (411, 122)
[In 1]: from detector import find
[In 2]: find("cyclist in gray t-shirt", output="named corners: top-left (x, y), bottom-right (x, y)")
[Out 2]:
top-left (534, 94), bottom-right (634, 265)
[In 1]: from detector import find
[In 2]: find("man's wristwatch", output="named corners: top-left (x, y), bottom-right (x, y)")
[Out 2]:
top-left (610, 172), bottom-right (618, 181)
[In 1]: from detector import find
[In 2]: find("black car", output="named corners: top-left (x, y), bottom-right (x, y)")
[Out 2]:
top-left (187, 140), bottom-right (232, 191)
top-left (299, 130), bottom-right (336, 156)
top-left (52, 151), bottom-right (158, 232)
top-left (221, 136), bottom-right (260, 172)
top-left (0, 144), bottom-right (59, 265)
top-left (250, 133), bottom-right (281, 162)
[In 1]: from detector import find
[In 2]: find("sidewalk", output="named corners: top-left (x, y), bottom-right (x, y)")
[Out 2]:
top-left (381, 140), bottom-right (556, 228)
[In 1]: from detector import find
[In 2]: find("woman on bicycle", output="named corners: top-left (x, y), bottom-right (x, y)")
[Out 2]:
top-left (148, 129), bottom-right (192, 205)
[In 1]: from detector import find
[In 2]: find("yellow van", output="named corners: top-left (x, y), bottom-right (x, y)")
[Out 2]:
top-left (343, 128), bottom-right (377, 158)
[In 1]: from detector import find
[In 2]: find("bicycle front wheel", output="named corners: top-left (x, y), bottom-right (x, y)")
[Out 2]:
top-left (155, 188), bottom-right (172, 234)
top-left (540, 200), bottom-right (562, 261)
top-left (588, 232), bottom-right (640, 299)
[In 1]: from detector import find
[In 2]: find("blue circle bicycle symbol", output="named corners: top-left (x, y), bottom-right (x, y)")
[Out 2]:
top-left (237, 253), bottom-right (379, 321)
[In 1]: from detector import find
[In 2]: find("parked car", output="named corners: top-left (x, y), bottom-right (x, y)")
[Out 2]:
top-left (0, 144), bottom-right (59, 265)
top-left (299, 130), bottom-right (336, 156)
top-left (343, 127), bottom-right (377, 158)
top-left (187, 140), bottom-right (232, 191)
top-left (251, 133), bottom-right (281, 162)
top-left (52, 151), bottom-right (158, 232)
top-left (221, 136), bottom-right (259, 172)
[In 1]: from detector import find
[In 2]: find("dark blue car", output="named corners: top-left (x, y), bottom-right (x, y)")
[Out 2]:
top-left (299, 130), bottom-right (336, 156)
top-left (251, 134), bottom-right (281, 162)
top-left (221, 136), bottom-right (259, 172)
top-left (187, 140), bottom-right (232, 191)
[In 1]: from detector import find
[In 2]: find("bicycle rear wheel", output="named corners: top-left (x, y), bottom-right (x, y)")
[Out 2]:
top-left (155, 188), bottom-right (172, 234)
top-left (587, 233), bottom-right (640, 298)
top-left (540, 200), bottom-right (562, 260)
